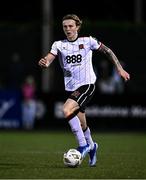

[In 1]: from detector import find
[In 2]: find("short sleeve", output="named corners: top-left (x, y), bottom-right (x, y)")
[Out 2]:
top-left (50, 42), bottom-right (58, 56)
top-left (90, 36), bottom-right (101, 50)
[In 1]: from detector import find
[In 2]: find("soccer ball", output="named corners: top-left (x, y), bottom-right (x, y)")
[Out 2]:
top-left (63, 149), bottom-right (82, 167)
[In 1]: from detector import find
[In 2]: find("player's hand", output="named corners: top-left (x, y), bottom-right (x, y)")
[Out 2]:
top-left (118, 68), bottom-right (130, 81)
top-left (38, 57), bottom-right (49, 68)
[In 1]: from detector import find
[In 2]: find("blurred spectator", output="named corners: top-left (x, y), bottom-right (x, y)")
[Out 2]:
top-left (97, 59), bottom-right (125, 94)
top-left (21, 75), bottom-right (37, 130)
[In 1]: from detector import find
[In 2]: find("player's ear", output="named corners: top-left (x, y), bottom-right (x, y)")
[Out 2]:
top-left (76, 26), bottom-right (80, 32)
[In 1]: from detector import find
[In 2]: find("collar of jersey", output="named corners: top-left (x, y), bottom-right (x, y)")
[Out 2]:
top-left (67, 36), bottom-right (78, 43)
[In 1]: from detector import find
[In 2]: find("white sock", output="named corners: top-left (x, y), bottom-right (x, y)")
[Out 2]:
top-left (84, 127), bottom-right (94, 150)
top-left (68, 116), bottom-right (87, 147)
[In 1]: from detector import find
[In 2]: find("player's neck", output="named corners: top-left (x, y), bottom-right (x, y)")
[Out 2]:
top-left (67, 34), bottom-right (78, 42)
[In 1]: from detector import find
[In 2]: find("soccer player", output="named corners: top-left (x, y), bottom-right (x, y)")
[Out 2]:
top-left (38, 14), bottom-right (130, 166)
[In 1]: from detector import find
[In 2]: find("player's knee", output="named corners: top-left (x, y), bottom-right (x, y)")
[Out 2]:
top-left (63, 106), bottom-right (72, 119)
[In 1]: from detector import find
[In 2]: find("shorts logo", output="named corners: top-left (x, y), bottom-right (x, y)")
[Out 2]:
top-left (71, 91), bottom-right (80, 98)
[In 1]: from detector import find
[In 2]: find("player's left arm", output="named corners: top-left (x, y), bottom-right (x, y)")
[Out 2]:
top-left (98, 43), bottom-right (130, 81)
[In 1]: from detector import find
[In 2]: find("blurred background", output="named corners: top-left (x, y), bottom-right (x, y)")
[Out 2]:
top-left (0, 0), bottom-right (146, 131)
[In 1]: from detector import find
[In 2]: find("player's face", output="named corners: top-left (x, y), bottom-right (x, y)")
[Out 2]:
top-left (62, 19), bottom-right (79, 41)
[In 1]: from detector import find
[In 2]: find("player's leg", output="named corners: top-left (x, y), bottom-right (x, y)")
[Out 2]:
top-left (76, 85), bottom-right (98, 167)
top-left (77, 112), bottom-right (94, 148)
top-left (77, 111), bottom-right (98, 166)
top-left (63, 98), bottom-right (90, 158)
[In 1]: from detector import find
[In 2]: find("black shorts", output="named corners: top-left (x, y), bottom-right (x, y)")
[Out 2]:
top-left (66, 84), bottom-right (95, 112)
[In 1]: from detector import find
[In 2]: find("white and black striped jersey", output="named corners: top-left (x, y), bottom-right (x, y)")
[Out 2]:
top-left (50, 36), bottom-right (101, 91)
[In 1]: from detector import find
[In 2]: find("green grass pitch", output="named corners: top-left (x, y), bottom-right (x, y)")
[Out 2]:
top-left (0, 130), bottom-right (146, 179)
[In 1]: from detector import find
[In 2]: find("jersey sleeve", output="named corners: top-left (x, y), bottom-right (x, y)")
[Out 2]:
top-left (50, 41), bottom-right (58, 56)
top-left (90, 36), bottom-right (101, 50)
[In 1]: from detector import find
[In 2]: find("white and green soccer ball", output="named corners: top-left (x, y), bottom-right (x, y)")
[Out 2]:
top-left (63, 149), bottom-right (82, 167)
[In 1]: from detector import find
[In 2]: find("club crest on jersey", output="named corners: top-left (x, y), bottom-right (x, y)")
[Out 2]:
top-left (79, 44), bottom-right (84, 49)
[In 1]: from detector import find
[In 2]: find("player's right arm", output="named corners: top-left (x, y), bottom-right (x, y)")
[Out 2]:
top-left (38, 53), bottom-right (55, 68)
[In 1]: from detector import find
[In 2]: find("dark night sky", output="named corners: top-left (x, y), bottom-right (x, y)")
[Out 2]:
top-left (0, 0), bottom-right (41, 21)
top-left (52, 0), bottom-right (134, 22)
top-left (0, 0), bottom-right (139, 22)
